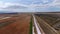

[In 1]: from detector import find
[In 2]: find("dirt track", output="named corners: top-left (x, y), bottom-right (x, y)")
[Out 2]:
top-left (0, 14), bottom-right (31, 34)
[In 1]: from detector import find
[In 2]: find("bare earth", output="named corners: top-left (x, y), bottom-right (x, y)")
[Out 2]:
top-left (0, 14), bottom-right (31, 34)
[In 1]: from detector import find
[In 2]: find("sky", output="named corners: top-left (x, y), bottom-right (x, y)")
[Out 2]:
top-left (0, 0), bottom-right (60, 12)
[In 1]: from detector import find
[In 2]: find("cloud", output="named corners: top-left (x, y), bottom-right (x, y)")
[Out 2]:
top-left (0, 1), bottom-right (31, 12)
top-left (0, 1), bottom-right (30, 8)
top-left (0, 0), bottom-right (60, 12)
top-left (3, 5), bottom-right (28, 9)
top-left (28, 0), bottom-right (60, 11)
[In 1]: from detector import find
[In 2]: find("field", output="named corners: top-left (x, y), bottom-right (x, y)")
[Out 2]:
top-left (0, 12), bottom-right (60, 34)
top-left (0, 13), bottom-right (31, 34)
top-left (34, 13), bottom-right (60, 34)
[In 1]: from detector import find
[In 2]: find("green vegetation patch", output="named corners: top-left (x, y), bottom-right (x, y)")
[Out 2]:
top-left (29, 16), bottom-right (32, 34)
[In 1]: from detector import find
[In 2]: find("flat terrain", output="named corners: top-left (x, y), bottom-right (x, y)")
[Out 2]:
top-left (34, 13), bottom-right (60, 34)
top-left (0, 14), bottom-right (31, 34)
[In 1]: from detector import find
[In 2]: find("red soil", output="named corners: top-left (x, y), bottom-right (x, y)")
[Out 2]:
top-left (0, 14), bottom-right (31, 34)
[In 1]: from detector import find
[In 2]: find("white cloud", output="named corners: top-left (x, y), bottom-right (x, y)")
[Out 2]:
top-left (42, 0), bottom-right (50, 3)
top-left (28, 0), bottom-right (60, 9)
top-left (0, 1), bottom-right (29, 9)
top-left (0, 1), bottom-right (31, 12)
top-left (0, 0), bottom-right (60, 12)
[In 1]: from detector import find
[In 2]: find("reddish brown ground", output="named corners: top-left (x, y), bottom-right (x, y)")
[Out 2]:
top-left (0, 14), bottom-right (31, 34)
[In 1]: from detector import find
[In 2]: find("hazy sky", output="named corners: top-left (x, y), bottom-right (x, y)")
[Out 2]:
top-left (0, 0), bottom-right (60, 12)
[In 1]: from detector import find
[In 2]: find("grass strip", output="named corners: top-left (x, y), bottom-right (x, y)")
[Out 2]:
top-left (29, 16), bottom-right (32, 34)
